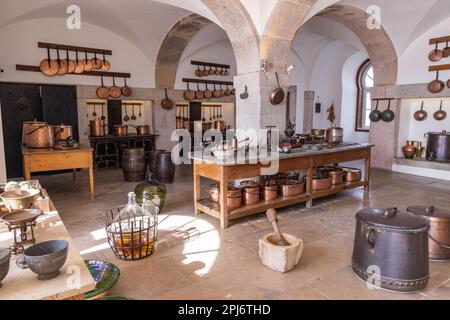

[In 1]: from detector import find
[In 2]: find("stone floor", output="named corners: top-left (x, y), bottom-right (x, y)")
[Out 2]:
top-left (38, 164), bottom-right (450, 300)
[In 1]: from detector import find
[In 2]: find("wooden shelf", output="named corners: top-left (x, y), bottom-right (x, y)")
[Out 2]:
top-left (182, 78), bottom-right (233, 86)
top-left (191, 60), bottom-right (230, 69)
top-left (38, 42), bottom-right (112, 55)
top-left (428, 64), bottom-right (450, 72)
top-left (312, 181), bottom-right (367, 199)
top-left (429, 36), bottom-right (450, 46)
top-left (16, 65), bottom-right (131, 78)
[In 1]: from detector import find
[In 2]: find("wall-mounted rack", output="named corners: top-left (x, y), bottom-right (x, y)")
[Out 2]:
top-left (121, 102), bottom-right (144, 106)
top-left (86, 102), bottom-right (106, 105)
top-left (191, 60), bottom-right (230, 69)
top-left (429, 64), bottom-right (450, 72)
top-left (16, 65), bottom-right (131, 78)
top-left (182, 78), bottom-right (233, 86)
top-left (429, 36), bottom-right (450, 45)
top-left (201, 104), bottom-right (223, 108)
top-left (38, 42), bottom-right (112, 55)
top-left (372, 98), bottom-right (396, 101)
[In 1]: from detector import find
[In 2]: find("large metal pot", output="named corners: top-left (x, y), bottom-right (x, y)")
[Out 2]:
top-left (89, 119), bottom-right (105, 137)
top-left (130, 125), bottom-right (150, 136)
top-left (113, 125), bottom-right (128, 137)
top-left (280, 180), bottom-right (305, 197)
top-left (407, 206), bottom-right (450, 260)
top-left (326, 126), bottom-right (344, 146)
top-left (53, 124), bottom-right (73, 142)
top-left (352, 207), bottom-right (429, 292)
top-left (312, 175), bottom-right (332, 192)
top-left (425, 130), bottom-right (450, 163)
top-left (240, 181), bottom-right (260, 205)
top-left (22, 120), bottom-right (47, 145)
top-left (25, 125), bottom-right (54, 148)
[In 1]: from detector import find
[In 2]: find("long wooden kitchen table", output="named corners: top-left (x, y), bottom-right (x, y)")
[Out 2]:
top-left (191, 144), bottom-right (373, 229)
top-left (0, 197), bottom-right (95, 300)
top-left (22, 145), bottom-right (95, 200)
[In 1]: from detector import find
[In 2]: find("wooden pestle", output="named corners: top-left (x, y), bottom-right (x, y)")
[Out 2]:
top-left (266, 209), bottom-right (290, 246)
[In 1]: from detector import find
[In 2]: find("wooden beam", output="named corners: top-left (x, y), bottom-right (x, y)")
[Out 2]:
top-left (191, 60), bottom-right (230, 69)
top-left (428, 64), bottom-right (450, 72)
top-left (182, 78), bottom-right (233, 86)
top-left (429, 36), bottom-right (450, 46)
top-left (38, 42), bottom-right (112, 55)
top-left (16, 65), bottom-right (131, 78)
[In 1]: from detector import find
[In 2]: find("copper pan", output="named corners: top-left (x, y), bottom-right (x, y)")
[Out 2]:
top-left (109, 76), bottom-right (122, 99)
top-left (161, 88), bottom-right (174, 110)
top-left (195, 65), bottom-right (203, 78)
top-left (429, 43), bottom-right (444, 62)
top-left (183, 82), bottom-right (195, 101)
top-left (121, 77), bottom-right (132, 97)
top-left (56, 47), bottom-right (68, 76)
top-left (100, 53), bottom-right (111, 71)
top-left (270, 72), bottom-right (285, 105)
top-left (195, 83), bottom-right (204, 100)
top-left (39, 47), bottom-right (59, 76)
top-left (96, 75), bottom-right (110, 100)
top-left (443, 41), bottom-right (450, 58)
top-left (218, 84), bottom-right (225, 97)
top-left (74, 51), bottom-right (85, 74)
top-left (91, 52), bottom-right (103, 70)
top-left (212, 84), bottom-right (221, 99)
top-left (64, 49), bottom-right (76, 74)
top-left (225, 84), bottom-right (232, 96)
top-left (204, 83), bottom-right (213, 99)
top-left (428, 71), bottom-right (445, 94)
top-left (83, 50), bottom-right (93, 72)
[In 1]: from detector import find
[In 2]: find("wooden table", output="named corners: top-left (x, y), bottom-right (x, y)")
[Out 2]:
top-left (0, 196), bottom-right (95, 300)
top-left (22, 145), bottom-right (95, 200)
top-left (191, 144), bottom-right (373, 229)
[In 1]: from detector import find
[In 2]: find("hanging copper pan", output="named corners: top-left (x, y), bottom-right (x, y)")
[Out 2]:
top-left (214, 66), bottom-right (220, 75)
top-left (96, 75), bottom-right (110, 99)
top-left (428, 71), bottom-right (445, 94)
top-left (195, 65), bottom-right (203, 78)
top-left (65, 49), bottom-right (76, 74)
top-left (56, 47), bottom-right (68, 76)
top-left (433, 100), bottom-right (447, 121)
top-left (204, 83), bottom-right (213, 99)
top-left (429, 43), bottom-right (444, 62)
top-left (184, 82), bottom-right (195, 101)
top-left (121, 77), bottom-right (132, 97)
top-left (218, 84), bottom-right (225, 97)
top-left (91, 52), bottom-right (103, 70)
top-left (225, 84), bottom-right (232, 96)
top-left (270, 72), bottom-right (285, 105)
top-left (74, 51), bottom-right (85, 74)
top-left (83, 50), bottom-right (93, 72)
top-left (161, 88), bottom-right (174, 110)
top-left (39, 46), bottom-right (59, 76)
top-left (100, 53), bottom-right (111, 71)
top-left (195, 82), bottom-right (205, 100)
top-left (109, 76), bottom-right (122, 99)
top-left (212, 83), bottom-right (221, 99)
top-left (443, 41), bottom-right (450, 58)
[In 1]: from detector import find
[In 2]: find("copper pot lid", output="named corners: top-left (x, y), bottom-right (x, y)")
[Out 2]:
top-left (407, 206), bottom-right (450, 222)
top-left (356, 207), bottom-right (428, 231)
top-left (2, 209), bottom-right (42, 225)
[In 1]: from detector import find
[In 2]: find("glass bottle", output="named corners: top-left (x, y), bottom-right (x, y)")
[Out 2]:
top-left (135, 173), bottom-right (167, 212)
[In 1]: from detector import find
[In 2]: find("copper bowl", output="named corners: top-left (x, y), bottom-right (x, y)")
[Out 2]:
top-left (280, 180), bottom-right (306, 197)
top-left (312, 175), bottom-right (332, 192)
top-left (343, 168), bottom-right (362, 182)
top-left (261, 183), bottom-right (278, 201)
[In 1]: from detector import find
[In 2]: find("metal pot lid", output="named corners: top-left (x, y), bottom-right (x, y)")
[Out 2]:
top-left (0, 248), bottom-right (11, 263)
top-left (427, 130), bottom-right (449, 136)
top-left (356, 207), bottom-right (428, 231)
top-left (407, 206), bottom-right (450, 221)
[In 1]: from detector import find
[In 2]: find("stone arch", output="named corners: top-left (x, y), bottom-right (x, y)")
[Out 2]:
top-left (263, 2), bottom-right (398, 86)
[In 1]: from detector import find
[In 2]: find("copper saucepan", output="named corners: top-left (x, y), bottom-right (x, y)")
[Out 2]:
top-left (110, 76), bottom-right (122, 99)
top-left (429, 43), bottom-right (444, 62)
top-left (113, 125), bottom-right (128, 137)
top-left (100, 53), bottom-right (111, 71)
top-left (65, 49), bottom-right (76, 74)
top-left (122, 78), bottom-right (132, 97)
top-left (83, 50), bottom-right (93, 72)
top-left (56, 47), bottom-right (68, 76)
top-left (204, 83), bottom-right (213, 100)
top-left (414, 101), bottom-right (428, 122)
top-left (434, 100), bottom-right (447, 121)
top-left (195, 83), bottom-right (205, 100)
top-left (91, 52), bottom-right (103, 70)
top-left (184, 82), bottom-right (195, 101)
top-left (428, 71), bottom-right (445, 94)
top-left (212, 84), bottom-right (221, 99)
top-left (161, 88), bottom-right (174, 110)
top-left (74, 51), bottom-right (85, 74)
top-left (270, 72), bottom-right (285, 105)
top-left (96, 75), bottom-right (110, 99)
top-left (129, 125), bottom-right (150, 136)
top-left (40, 46), bottom-right (59, 76)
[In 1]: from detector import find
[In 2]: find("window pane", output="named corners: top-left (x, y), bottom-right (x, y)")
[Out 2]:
top-left (364, 67), bottom-right (374, 88)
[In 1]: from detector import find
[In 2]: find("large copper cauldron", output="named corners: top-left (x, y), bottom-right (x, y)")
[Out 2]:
top-left (22, 120), bottom-right (47, 145)
top-left (352, 207), bottom-right (429, 292)
top-left (25, 124), bottom-right (54, 148)
top-left (407, 206), bottom-right (450, 260)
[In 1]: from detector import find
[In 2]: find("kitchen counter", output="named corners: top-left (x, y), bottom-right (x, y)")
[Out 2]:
top-left (190, 143), bottom-right (374, 228)
top-left (0, 191), bottom-right (95, 300)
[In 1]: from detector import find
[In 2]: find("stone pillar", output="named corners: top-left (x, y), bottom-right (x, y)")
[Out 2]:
top-left (303, 91), bottom-right (315, 134)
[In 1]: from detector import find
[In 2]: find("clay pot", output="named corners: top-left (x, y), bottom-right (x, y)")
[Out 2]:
top-left (402, 141), bottom-right (417, 159)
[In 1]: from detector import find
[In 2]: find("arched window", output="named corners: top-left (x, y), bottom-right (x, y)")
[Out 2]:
top-left (355, 59), bottom-right (373, 131)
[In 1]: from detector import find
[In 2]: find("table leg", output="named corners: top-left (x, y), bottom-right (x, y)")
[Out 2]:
top-left (364, 156), bottom-right (371, 193)
top-left (306, 166), bottom-right (313, 208)
top-left (72, 170), bottom-right (77, 183)
top-left (88, 155), bottom-right (95, 200)
top-left (193, 164), bottom-right (201, 215)
top-left (219, 168), bottom-right (229, 229)
top-left (23, 155), bottom-right (31, 181)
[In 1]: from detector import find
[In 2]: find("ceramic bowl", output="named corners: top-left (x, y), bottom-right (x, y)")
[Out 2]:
top-left (84, 260), bottom-right (120, 300)
top-left (0, 189), bottom-right (40, 210)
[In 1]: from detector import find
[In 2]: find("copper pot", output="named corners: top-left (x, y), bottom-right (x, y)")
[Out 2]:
top-left (240, 181), bottom-right (260, 205)
top-left (402, 141), bottom-right (417, 159)
top-left (53, 124), bottom-right (73, 142)
top-left (329, 170), bottom-right (344, 186)
top-left (227, 188), bottom-right (242, 210)
top-left (22, 120), bottom-right (47, 145)
top-left (130, 125), bottom-right (150, 136)
top-left (312, 175), bottom-right (332, 191)
top-left (343, 168), bottom-right (362, 182)
top-left (261, 182), bottom-right (279, 201)
top-left (280, 180), bottom-right (305, 197)
top-left (207, 183), bottom-right (234, 204)
top-left (25, 124), bottom-right (54, 149)
top-left (407, 206), bottom-right (450, 260)
top-left (89, 119), bottom-right (105, 137)
top-left (114, 125), bottom-right (128, 137)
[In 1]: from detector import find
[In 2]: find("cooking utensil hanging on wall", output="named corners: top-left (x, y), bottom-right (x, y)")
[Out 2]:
top-left (96, 75), bottom-right (110, 99)
top-left (139, 104), bottom-right (142, 117)
top-left (381, 99), bottom-right (395, 123)
top-left (270, 72), bottom-right (285, 105)
top-left (124, 104), bottom-right (130, 122)
top-left (74, 51), bottom-right (85, 74)
top-left (443, 41), bottom-right (450, 58)
top-left (369, 99), bottom-right (382, 122)
top-left (225, 84), bottom-right (232, 96)
top-left (184, 82), bottom-right (195, 101)
top-left (428, 71), bottom-right (445, 94)
top-left (65, 48), bottom-right (76, 74)
top-left (434, 100), bottom-right (447, 121)
top-left (56, 47), bottom-right (68, 76)
top-left (429, 43), bottom-right (444, 62)
top-left (40, 46), bottom-right (59, 76)
top-left (83, 50), bottom-right (93, 72)
top-left (185, 105), bottom-right (190, 121)
top-left (110, 76), bottom-right (122, 99)
top-left (213, 83), bottom-right (221, 98)
top-left (214, 66), bottom-right (220, 75)
top-left (204, 83), bottom-right (213, 99)
top-left (100, 53), bottom-right (111, 71)
top-left (202, 106), bottom-right (206, 122)
top-left (219, 84), bottom-right (225, 97)
top-left (91, 52), bottom-right (103, 70)
top-left (204, 66), bottom-right (211, 77)
top-left (101, 103), bottom-right (106, 121)
top-left (195, 83), bottom-right (205, 100)
top-left (220, 106), bottom-right (223, 119)
top-left (121, 77), bottom-right (132, 97)
top-left (131, 104), bottom-right (137, 121)
top-left (92, 103), bottom-right (97, 117)
top-left (195, 65), bottom-right (203, 78)
top-left (414, 101), bottom-right (428, 122)
top-left (161, 88), bottom-right (174, 110)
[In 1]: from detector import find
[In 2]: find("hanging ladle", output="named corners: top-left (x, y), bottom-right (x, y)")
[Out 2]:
top-left (131, 104), bottom-right (137, 121)
top-left (139, 104), bottom-right (142, 117)
top-left (434, 100), bottom-right (447, 121)
top-left (101, 103), bottom-right (106, 121)
top-left (92, 103), bottom-right (97, 117)
top-left (414, 101), bottom-right (427, 122)
top-left (202, 106), bottom-right (206, 122)
top-left (124, 104), bottom-right (130, 122)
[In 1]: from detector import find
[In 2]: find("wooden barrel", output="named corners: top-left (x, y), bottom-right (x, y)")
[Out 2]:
top-left (155, 151), bottom-right (175, 184)
top-left (148, 149), bottom-right (166, 174)
top-left (122, 148), bottom-right (146, 182)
